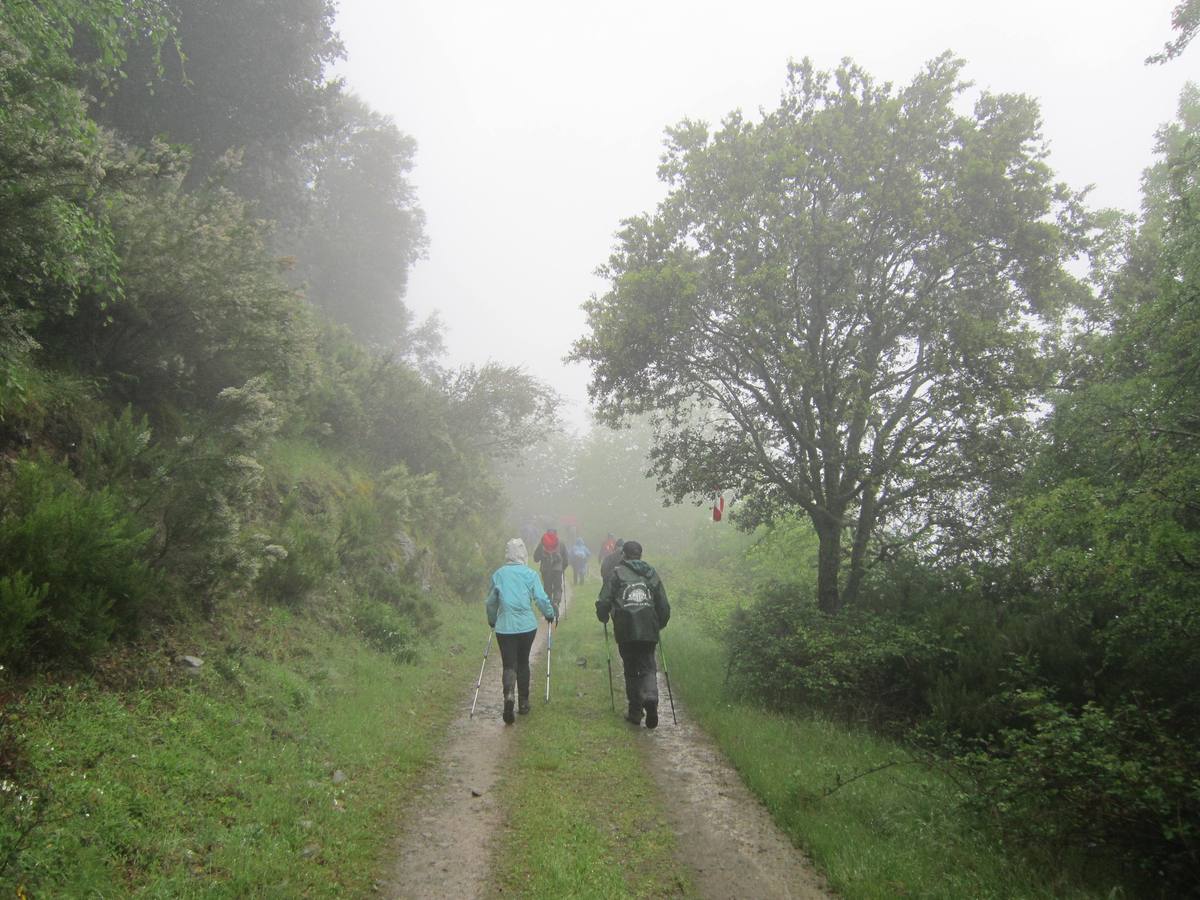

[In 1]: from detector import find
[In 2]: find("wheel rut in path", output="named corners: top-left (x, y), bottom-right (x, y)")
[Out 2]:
top-left (377, 588), bottom-right (568, 900)
top-left (634, 669), bottom-right (832, 900)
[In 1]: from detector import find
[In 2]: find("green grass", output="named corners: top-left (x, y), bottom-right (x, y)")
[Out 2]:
top-left (487, 613), bottom-right (694, 899)
top-left (1, 602), bottom-right (482, 898)
top-left (667, 621), bottom-right (1130, 900)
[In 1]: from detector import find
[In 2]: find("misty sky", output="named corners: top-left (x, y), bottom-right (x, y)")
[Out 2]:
top-left (332, 0), bottom-right (1200, 430)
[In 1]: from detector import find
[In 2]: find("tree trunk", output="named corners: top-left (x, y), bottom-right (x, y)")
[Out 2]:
top-left (844, 488), bottom-right (877, 607)
top-left (814, 519), bottom-right (843, 614)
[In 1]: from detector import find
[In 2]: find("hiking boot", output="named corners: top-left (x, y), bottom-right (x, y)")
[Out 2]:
top-left (644, 701), bottom-right (659, 730)
top-left (625, 708), bottom-right (642, 726)
top-left (503, 699), bottom-right (515, 724)
top-left (518, 698), bottom-right (531, 715)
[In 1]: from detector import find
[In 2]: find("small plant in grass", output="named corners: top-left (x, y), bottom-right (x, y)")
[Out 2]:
top-left (0, 714), bottom-right (47, 886)
top-left (353, 597), bottom-right (416, 662)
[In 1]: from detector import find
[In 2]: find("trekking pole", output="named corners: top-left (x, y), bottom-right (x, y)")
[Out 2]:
top-left (602, 622), bottom-right (616, 712)
top-left (469, 628), bottom-right (495, 719)
top-left (658, 634), bottom-right (678, 725)
top-left (545, 618), bottom-right (554, 702)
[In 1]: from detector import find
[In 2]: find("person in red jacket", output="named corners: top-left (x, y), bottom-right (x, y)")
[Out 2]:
top-left (533, 528), bottom-right (568, 616)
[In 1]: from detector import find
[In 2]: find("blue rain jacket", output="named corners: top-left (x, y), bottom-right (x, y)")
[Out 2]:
top-left (486, 563), bottom-right (555, 634)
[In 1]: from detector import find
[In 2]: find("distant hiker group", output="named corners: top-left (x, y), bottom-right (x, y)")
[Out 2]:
top-left (477, 529), bottom-right (671, 729)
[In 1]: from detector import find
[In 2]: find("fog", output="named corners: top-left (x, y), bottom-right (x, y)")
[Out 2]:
top-left (331, 0), bottom-right (1199, 431)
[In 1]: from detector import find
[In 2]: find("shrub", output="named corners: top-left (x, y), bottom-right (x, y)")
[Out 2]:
top-left (0, 573), bottom-right (48, 666)
top-left (0, 457), bottom-right (158, 669)
top-left (963, 691), bottom-right (1200, 888)
top-left (727, 586), bottom-right (951, 730)
top-left (255, 513), bottom-right (337, 608)
top-left (352, 598), bottom-right (415, 663)
top-left (355, 567), bottom-right (435, 634)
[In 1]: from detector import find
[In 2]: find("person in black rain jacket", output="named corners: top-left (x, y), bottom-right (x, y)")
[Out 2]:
top-left (596, 540), bottom-right (670, 728)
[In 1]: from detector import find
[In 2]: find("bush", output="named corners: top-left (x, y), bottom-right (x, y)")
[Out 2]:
top-left (0, 457), bottom-right (158, 669)
top-left (964, 691), bottom-right (1200, 888)
top-left (255, 513), bottom-right (337, 608)
top-left (727, 586), bottom-right (951, 730)
top-left (0, 573), bottom-right (48, 666)
top-left (353, 598), bottom-right (416, 662)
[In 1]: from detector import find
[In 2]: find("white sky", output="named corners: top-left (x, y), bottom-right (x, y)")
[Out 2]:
top-left (332, 0), bottom-right (1200, 430)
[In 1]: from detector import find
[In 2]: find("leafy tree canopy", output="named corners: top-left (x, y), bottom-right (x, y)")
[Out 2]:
top-left (0, 0), bottom-right (174, 407)
top-left (1147, 0), bottom-right (1200, 63)
top-left (572, 54), bottom-right (1089, 612)
top-left (289, 94), bottom-right (428, 345)
top-left (87, 0), bottom-right (344, 222)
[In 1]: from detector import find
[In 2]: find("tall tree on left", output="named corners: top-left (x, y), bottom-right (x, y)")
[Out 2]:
top-left (85, 0), bottom-right (345, 225)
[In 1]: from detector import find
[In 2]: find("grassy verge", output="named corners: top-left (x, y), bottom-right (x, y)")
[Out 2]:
top-left (2, 601), bottom-right (481, 897)
top-left (667, 620), bottom-right (1128, 900)
top-left (487, 601), bottom-right (694, 899)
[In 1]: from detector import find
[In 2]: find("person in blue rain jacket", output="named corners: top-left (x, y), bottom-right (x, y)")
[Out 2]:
top-left (486, 538), bottom-right (557, 723)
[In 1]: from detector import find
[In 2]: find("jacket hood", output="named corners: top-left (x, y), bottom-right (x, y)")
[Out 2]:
top-left (622, 559), bottom-right (655, 577)
top-left (505, 538), bottom-right (527, 564)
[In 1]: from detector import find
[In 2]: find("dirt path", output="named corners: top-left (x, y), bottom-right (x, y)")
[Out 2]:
top-left (376, 591), bottom-right (563, 900)
top-left (637, 674), bottom-right (831, 899)
top-left (381, 585), bottom-right (829, 899)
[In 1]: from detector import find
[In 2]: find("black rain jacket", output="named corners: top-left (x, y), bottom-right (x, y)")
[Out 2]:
top-left (596, 558), bottom-right (670, 644)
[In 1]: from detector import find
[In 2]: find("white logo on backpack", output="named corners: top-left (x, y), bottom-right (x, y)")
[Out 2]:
top-left (620, 582), bottom-right (652, 611)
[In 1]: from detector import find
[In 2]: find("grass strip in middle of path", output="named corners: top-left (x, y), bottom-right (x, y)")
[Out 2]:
top-left (486, 613), bottom-right (694, 899)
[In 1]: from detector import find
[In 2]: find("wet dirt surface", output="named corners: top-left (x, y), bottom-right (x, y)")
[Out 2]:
top-left (625, 672), bottom-right (832, 899)
top-left (378, 591), bottom-right (564, 900)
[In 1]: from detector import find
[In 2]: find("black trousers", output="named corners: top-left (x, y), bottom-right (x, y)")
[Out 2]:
top-left (543, 570), bottom-right (563, 613)
top-left (617, 640), bottom-right (659, 716)
top-left (497, 629), bottom-right (537, 700)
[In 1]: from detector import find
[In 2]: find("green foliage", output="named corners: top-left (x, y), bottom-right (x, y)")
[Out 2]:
top-left (289, 93), bottom-right (427, 343)
top-left (87, 0), bottom-right (344, 222)
top-left (0, 0), bottom-right (174, 388)
top-left (965, 692), bottom-right (1200, 886)
top-left (72, 382), bottom-right (283, 613)
top-left (0, 609), bottom-right (484, 897)
top-left (36, 155), bottom-right (320, 425)
top-left (255, 513), bottom-right (337, 608)
top-left (670, 623), bottom-right (1123, 899)
top-left (352, 598), bottom-right (415, 662)
top-left (0, 458), bottom-right (157, 669)
top-left (0, 573), bottom-right (48, 667)
top-left (437, 362), bottom-right (560, 461)
top-left (727, 586), bottom-right (951, 730)
top-left (742, 514), bottom-right (819, 590)
top-left (1147, 0), bottom-right (1200, 62)
top-left (572, 53), bottom-right (1088, 611)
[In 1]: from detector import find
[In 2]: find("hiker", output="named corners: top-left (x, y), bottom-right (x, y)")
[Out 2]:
top-left (599, 537), bottom-right (625, 583)
top-left (533, 528), bottom-right (569, 616)
top-left (570, 536), bottom-right (591, 585)
top-left (486, 538), bottom-right (556, 724)
top-left (600, 532), bottom-right (617, 559)
top-left (596, 540), bottom-right (670, 728)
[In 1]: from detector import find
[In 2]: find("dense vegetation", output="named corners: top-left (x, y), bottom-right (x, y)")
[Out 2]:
top-left (574, 54), bottom-right (1200, 893)
top-left (0, 2), bottom-right (552, 887)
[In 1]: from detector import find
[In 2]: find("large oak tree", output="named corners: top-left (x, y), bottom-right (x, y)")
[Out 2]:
top-left (572, 55), bottom-right (1086, 612)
